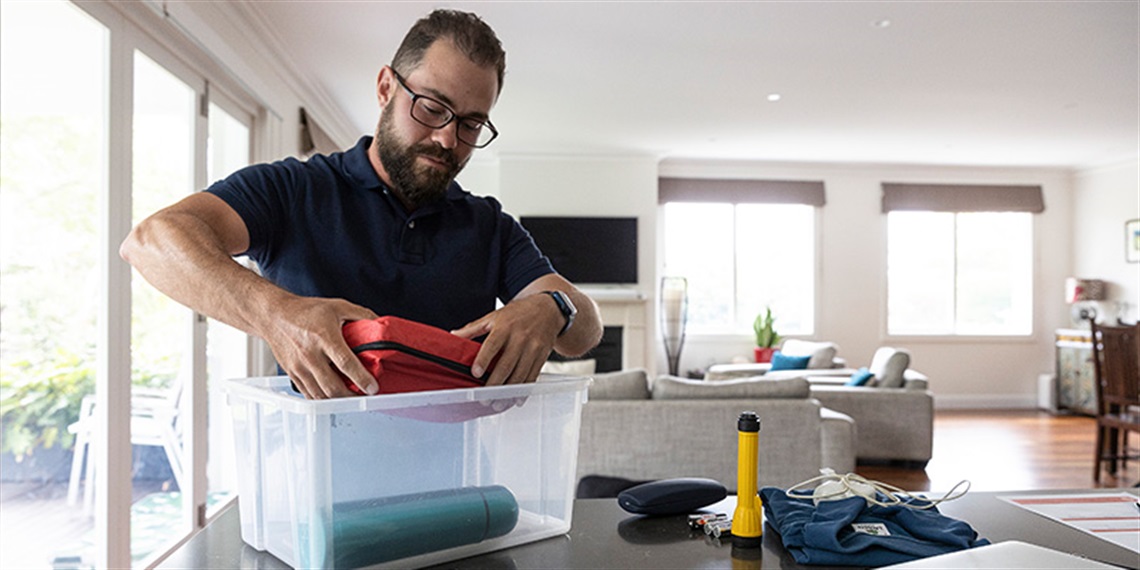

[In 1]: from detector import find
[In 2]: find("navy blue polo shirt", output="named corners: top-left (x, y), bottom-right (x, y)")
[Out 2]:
top-left (205, 136), bottom-right (554, 331)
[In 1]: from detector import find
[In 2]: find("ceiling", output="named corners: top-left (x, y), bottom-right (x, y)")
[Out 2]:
top-left (245, 1), bottom-right (1139, 169)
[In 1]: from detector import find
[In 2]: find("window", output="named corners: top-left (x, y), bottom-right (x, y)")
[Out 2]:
top-left (887, 211), bottom-right (1033, 335)
top-left (663, 202), bottom-right (815, 335)
top-left (882, 181), bottom-right (1042, 337)
top-left (205, 100), bottom-right (251, 518)
top-left (1, 1), bottom-right (256, 567)
top-left (1, 2), bottom-right (107, 567)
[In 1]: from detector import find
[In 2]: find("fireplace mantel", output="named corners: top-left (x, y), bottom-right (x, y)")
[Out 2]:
top-left (582, 288), bottom-right (649, 371)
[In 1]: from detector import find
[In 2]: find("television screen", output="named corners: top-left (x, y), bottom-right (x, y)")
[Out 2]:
top-left (520, 216), bottom-right (638, 284)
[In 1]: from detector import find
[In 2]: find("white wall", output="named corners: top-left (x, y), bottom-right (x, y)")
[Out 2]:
top-left (456, 156), bottom-right (502, 200)
top-left (1073, 158), bottom-right (1140, 323)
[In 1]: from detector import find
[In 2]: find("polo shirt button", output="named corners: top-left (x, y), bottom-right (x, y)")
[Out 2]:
top-left (408, 221), bottom-right (416, 229)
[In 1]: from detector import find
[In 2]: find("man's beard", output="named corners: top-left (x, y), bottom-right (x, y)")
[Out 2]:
top-left (375, 108), bottom-right (463, 209)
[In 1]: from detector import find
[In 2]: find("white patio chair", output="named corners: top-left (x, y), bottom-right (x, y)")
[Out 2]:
top-left (66, 377), bottom-right (185, 513)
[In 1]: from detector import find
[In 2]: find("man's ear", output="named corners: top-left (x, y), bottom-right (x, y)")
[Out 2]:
top-left (376, 66), bottom-right (395, 109)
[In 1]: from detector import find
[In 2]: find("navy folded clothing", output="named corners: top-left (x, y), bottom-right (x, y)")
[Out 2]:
top-left (759, 487), bottom-right (990, 567)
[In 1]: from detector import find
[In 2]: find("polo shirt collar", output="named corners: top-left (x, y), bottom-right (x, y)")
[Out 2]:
top-left (343, 136), bottom-right (383, 191)
top-left (342, 135), bottom-right (469, 208)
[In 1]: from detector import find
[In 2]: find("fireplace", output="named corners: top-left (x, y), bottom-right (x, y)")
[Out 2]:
top-left (549, 326), bottom-right (623, 372)
top-left (546, 290), bottom-right (649, 373)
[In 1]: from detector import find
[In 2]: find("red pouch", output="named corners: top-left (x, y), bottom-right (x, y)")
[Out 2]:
top-left (342, 316), bottom-right (486, 395)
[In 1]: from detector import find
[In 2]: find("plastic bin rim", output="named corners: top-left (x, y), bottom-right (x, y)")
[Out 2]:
top-left (219, 374), bottom-right (592, 414)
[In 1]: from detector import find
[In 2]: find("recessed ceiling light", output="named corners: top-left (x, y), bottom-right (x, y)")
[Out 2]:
top-left (767, 93), bottom-right (782, 102)
top-left (873, 19), bottom-right (892, 28)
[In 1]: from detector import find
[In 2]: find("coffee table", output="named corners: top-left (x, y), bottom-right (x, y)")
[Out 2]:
top-left (158, 489), bottom-right (1139, 569)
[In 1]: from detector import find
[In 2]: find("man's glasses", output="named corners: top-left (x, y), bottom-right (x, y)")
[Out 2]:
top-left (392, 70), bottom-right (499, 148)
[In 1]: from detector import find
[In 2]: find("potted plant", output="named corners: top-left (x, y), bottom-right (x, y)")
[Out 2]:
top-left (753, 307), bottom-right (780, 363)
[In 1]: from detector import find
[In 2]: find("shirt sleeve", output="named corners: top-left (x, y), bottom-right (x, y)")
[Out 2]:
top-left (495, 202), bottom-right (555, 301)
top-left (203, 158), bottom-right (302, 264)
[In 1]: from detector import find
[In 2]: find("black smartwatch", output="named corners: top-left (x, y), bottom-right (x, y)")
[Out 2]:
top-left (541, 290), bottom-right (577, 336)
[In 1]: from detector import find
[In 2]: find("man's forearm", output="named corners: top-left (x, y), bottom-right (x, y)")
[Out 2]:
top-left (120, 209), bottom-right (291, 339)
top-left (122, 205), bottom-right (382, 399)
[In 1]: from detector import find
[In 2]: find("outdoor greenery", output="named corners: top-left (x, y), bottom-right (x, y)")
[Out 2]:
top-left (1, 113), bottom-right (182, 463)
top-left (1, 114), bottom-right (100, 461)
top-left (0, 349), bottom-right (94, 459)
top-left (0, 349), bottom-right (176, 460)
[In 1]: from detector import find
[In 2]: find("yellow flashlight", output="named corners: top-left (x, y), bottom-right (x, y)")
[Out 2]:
top-left (732, 411), bottom-right (763, 548)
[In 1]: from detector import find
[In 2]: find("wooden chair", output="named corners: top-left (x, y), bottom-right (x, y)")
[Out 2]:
top-left (1090, 320), bottom-right (1140, 484)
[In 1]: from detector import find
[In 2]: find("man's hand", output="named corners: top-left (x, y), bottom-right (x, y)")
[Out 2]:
top-left (261, 296), bottom-right (381, 399)
top-left (450, 293), bottom-right (564, 385)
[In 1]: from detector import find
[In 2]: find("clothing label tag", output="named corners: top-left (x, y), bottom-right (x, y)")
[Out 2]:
top-left (851, 522), bottom-right (891, 536)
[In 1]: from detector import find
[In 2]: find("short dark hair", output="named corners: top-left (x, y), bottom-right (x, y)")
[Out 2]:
top-left (391, 9), bottom-right (506, 95)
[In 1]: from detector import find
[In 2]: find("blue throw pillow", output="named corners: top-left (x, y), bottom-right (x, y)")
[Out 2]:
top-left (770, 351), bottom-right (811, 371)
top-left (846, 367), bottom-right (875, 387)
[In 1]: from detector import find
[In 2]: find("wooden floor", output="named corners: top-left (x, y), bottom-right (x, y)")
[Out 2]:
top-left (857, 409), bottom-right (1138, 492)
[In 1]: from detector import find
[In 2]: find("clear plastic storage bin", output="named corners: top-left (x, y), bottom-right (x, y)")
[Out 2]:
top-left (223, 375), bottom-right (590, 569)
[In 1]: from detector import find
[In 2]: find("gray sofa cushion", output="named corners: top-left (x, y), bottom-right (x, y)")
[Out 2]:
top-left (819, 407), bottom-right (857, 474)
top-left (780, 339), bottom-right (840, 369)
top-left (652, 375), bottom-right (810, 400)
top-left (809, 384), bottom-right (933, 462)
top-left (588, 368), bottom-right (650, 400)
top-left (869, 347), bottom-right (910, 388)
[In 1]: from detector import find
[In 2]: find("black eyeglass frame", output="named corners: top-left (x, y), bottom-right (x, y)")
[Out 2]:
top-left (391, 70), bottom-right (499, 148)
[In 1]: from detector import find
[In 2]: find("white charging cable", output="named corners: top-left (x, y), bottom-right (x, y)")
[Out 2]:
top-left (785, 469), bottom-right (970, 510)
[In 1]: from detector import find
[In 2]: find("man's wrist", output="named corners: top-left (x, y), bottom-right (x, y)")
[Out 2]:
top-left (540, 290), bottom-right (577, 336)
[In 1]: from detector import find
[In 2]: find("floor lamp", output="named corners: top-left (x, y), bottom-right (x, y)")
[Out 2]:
top-left (661, 277), bottom-right (688, 377)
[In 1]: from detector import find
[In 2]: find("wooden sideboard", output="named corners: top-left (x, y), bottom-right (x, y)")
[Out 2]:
top-left (1055, 328), bottom-right (1096, 415)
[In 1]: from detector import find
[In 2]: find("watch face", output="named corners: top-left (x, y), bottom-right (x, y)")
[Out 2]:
top-left (553, 291), bottom-right (576, 316)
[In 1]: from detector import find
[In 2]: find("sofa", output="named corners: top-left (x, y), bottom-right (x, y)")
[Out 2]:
top-left (706, 346), bottom-right (934, 466)
top-left (807, 372), bottom-right (933, 466)
top-left (574, 369), bottom-right (857, 493)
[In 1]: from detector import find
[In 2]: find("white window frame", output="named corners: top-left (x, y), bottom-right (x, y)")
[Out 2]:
top-left (660, 201), bottom-right (820, 339)
top-left (884, 210), bottom-right (1036, 340)
top-left (60, 2), bottom-right (262, 567)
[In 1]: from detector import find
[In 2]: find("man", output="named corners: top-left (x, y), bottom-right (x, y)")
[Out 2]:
top-left (121, 10), bottom-right (602, 399)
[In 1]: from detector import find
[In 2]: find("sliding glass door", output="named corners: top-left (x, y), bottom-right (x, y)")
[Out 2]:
top-left (0, 1), bottom-right (254, 567)
top-left (129, 48), bottom-right (200, 565)
top-left (205, 99), bottom-right (251, 520)
top-left (0, 1), bottom-right (108, 567)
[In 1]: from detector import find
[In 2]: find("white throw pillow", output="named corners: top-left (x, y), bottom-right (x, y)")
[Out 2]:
top-left (868, 347), bottom-right (910, 388)
top-left (779, 339), bottom-right (839, 369)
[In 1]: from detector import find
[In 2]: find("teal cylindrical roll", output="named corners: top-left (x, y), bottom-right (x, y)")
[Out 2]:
top-left (482, 485), bottom-right (521, 538)
top-left (331, 485), bottom-right (519, 568)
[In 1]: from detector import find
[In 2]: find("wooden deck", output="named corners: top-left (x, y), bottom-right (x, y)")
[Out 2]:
top-left (0, 479), bottom-right (172, 569)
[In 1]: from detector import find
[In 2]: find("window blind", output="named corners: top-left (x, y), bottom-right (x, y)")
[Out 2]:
top-left (299, 107), bottom-right (340, 157)
top-left (881, 183), bottom-right (1045, 213)
top-left (658, 177), bottom-right (826, 206)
